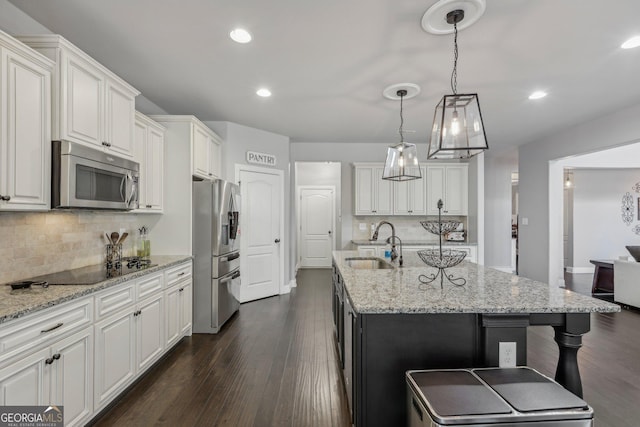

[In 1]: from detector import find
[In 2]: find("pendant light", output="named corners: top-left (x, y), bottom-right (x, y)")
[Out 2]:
top-left (427, 8), bottom-right (488, 160)
top-left (382, 89), bottom-right (421, 181)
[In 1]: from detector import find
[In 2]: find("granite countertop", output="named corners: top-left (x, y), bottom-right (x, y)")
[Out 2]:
top-left (0, 255), bottom-right (192, 324)
top-left (351, 239), bottom-right (476, 246)
top-left (333, 250), bottom-right (620, 315)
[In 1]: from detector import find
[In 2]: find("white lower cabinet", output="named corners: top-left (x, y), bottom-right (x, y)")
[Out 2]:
top-left (94, 279), bottom-right (166, 411)
top-left (165, 279), bottom-right (193, 348)
top-left (136, 293), bottom-right (165, 373)
top-left (0, 261), bottom-right (192, 425)
top-left (94, 307), bottom-right (136, 410)
top-left (0, 326), bottom-right (93, 427)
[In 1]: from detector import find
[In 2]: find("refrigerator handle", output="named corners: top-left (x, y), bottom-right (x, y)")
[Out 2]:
top-left (219, 271), bottom-right (240, 284)
top-left (220, 252), bottom-right (240, 262)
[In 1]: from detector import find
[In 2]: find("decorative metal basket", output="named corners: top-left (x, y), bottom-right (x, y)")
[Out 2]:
top-left (417, 249), bottom-right (466, 269)
top-left (420, 220), bottom-right (462, 235)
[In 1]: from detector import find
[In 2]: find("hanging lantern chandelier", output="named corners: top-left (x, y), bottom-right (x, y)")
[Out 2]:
top-left (427, 8), bottom-right (489, 160)
top-left (382, 88), bottom-right (421, 181)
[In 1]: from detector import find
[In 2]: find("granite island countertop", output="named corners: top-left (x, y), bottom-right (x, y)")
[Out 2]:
top-left (0, 255), bottom-right (192, 324)
top-left (333, 250), bottom-right (620, 315)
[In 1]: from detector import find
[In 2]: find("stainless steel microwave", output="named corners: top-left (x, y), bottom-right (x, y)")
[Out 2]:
top-left (52, 140), bottom-right (139, 210)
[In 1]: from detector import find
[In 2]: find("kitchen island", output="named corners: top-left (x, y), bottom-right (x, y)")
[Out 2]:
top-left (332, 250), bottom-right (619, 427)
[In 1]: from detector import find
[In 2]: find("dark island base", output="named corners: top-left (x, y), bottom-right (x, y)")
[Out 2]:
top-left (350, 312), bottom-right (589, 427)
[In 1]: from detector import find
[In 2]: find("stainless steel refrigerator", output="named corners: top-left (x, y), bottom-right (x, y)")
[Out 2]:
top-left (192, 179), bottom-right (241, 333)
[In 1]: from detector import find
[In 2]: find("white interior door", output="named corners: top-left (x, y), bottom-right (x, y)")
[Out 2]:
top-left (238, 166), bottom-right (283, 303)
top-left (299, 187), bottom-right (335, 268)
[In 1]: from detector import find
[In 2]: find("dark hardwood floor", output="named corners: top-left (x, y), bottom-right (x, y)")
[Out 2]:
top-left (92, 269), bottom-right (350, 427)
top-left (93, 269), bottom-right (640, 427)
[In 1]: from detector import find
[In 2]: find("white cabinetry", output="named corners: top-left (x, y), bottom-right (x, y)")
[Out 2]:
top-left (150, 115), bottom-right (221, 181)
top-left (192, 121), bottom-right (221, 180)
top-left (393, 166), bottom-right (427, 215)
top-left (354, 164), bottom-right (393, 216)
top-left (18, 35), bottom-right (140, 159)
top-left (165, 262), bottom-right (193, 347)
top-left (134, 111), bottom-right (165, 212)
top-left (0, 31), bottom-right (53, 211)
top-left (0, 298), bottom-right (93, 427)
top-left (93, 272), bottom-right (165, 410)
top-left (426, 164), bottom-right (468, 215)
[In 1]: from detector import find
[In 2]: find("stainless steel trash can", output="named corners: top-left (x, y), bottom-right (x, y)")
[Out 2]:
top-left (406, 367), bottom-right (593, 427)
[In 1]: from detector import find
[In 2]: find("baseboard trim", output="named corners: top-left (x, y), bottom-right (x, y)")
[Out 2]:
top-left (288, 279), bottom-right (297, 289)
top-left (566, 266), bottom-right (594, 274)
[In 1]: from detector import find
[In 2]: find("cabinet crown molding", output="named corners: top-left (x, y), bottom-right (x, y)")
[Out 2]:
top-left (135, 111), bottom-right (166, 131)
top-left (0, 30), bottom-right (54, 70)
top-left (16, 34), bottom-right (140, 96)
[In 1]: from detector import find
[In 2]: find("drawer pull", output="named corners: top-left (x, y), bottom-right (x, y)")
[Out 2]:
top-left (41, 322), bottom-right (63, 333)
top-left (177, 272), bottom-right (186, 277)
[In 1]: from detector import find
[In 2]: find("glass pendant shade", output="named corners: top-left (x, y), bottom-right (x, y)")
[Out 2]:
top-left (428, 93), bottom-right (488, 160)
top-left (382, 141), bottom-right (421, 181)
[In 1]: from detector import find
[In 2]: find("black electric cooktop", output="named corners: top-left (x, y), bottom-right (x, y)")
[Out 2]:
top-left (23, 258), bottom-right (158, 286)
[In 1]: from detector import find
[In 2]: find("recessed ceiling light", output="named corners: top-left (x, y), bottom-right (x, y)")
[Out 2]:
top-left (621, 36), bottom-right (640, 49)
top-left (256, 88), bottom-right (271, 97)
top-left (230, 28), bottom-right (252, 44)
top-left (528, 91), bottom-right (547, 100)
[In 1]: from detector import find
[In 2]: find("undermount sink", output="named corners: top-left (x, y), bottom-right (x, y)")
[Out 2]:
top-left (344, 257), bottom-right (395, 270)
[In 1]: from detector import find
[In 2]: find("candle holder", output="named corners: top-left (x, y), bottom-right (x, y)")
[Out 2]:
top-left (418, 199), bottom-right (466, 288)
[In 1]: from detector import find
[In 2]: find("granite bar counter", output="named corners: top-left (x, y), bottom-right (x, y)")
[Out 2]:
top-left (331, 250), bottom-right (619, 427)
top-left (0, 255), bottom-right (192, 324)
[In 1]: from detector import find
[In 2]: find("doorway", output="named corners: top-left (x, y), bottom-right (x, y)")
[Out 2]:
top-left (293, 162), bottom-right (342, 272)
top-left (298, 186), bottom-right (336, 268)
top-left (235, 164), bottom-right (284, 302)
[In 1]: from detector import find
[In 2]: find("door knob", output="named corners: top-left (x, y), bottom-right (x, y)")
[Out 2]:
top-left (275, 238), bottom-right (280, 243)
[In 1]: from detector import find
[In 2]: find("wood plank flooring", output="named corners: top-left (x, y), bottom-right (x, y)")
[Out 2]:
top-left (93, 269), bottom-right (640, 427)
top-left (92, 268), bottom-right (350, 427)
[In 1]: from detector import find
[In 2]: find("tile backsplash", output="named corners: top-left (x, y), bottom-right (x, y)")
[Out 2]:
top-left (352, 216), bottom-right (467, 242)
top-left (0, 211), bottom-right (153, 284)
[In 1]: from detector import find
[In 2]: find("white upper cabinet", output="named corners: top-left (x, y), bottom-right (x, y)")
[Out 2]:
top-left (0, 31), bottom-right (53, 211)
top-left (354, 164), bottom-right (393, 215)
top-left (134, 112), bottom-right (165, 213)
top-left (149, 115), bottom-right (222, 181)
top-left (17, 35), bottom-right (140, 159)
top-left (393, 166), bottom-right (427, 216)
top-left (192, 122), bottom-right (221, 180)
top-left (426, 164), bottom-right (468, 216)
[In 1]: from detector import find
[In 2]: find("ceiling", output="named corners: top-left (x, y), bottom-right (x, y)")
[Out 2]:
top-left (9, 0), bottom-right (640, 150)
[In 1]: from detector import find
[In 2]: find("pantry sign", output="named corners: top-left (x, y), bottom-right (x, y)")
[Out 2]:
top-left (246, 151), bottom-right (276, 167)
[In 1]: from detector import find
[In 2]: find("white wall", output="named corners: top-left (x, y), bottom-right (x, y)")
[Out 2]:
top-left (207, 121), bottom-right (293, 286)
top-left (571, 169), bottom-right (640, 269)
top-left (483, 148), bottom-right (518, 269)
top-left (518, 100), bottom-right (640, 283)
top-left (0, 0), bottom-right (51, 34)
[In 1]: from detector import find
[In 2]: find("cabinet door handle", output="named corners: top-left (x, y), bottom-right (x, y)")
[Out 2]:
top-left (179, 287), bottom-right (184, 292)
top-left (146, 205), bottom-right (152, 208)
top-left (41, 322), bottom-right (63, 333)
top-left (0, 195), bottom-right (10, 201)
top-left (52, 353), bottom-right (61, 360)
top-left (274, 238), bottom-right (280, 243)
top-left (45, 357), bottom-right (54, 365)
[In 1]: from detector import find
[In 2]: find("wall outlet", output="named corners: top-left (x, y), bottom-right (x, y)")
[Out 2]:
top-left (359, 223), bottom-right (367, 231)
top-left (499, 342), bottom-right (517, 367)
